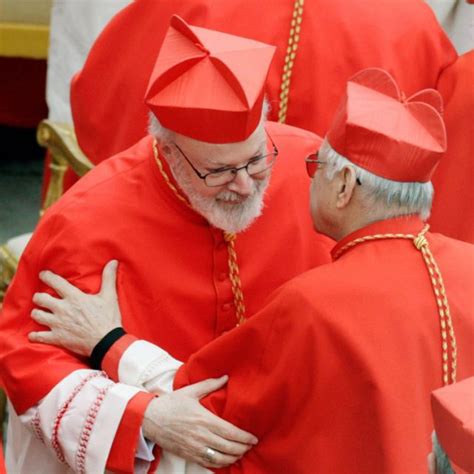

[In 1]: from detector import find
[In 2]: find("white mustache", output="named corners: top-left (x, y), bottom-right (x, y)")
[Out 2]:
top-left (216, 191), bottom-right (249, 203)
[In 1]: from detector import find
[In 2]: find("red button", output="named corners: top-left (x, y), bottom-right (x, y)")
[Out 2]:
top-left (218, 272), bottom-right (227, 281)
top-left (222, 303), bottom-right (232, 311)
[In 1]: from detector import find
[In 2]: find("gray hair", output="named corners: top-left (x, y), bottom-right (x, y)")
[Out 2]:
top-left (148, 113), bottom-right (174, 144)
top-left (148, 97), bottom-right (271, 145)
top-left (319, 140), bottom-right (434, 220)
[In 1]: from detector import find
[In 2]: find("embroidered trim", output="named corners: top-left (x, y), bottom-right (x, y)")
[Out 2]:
top-left (31, 411), bottom-right (44, 444)
top-left (75, 383), bottom-right (113, 474)
top-left (51, 371), bottom-right (105, 464)
top-left (137, 353), bottom-right (173, 389)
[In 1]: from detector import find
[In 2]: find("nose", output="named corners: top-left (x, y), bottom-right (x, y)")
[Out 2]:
top-left (227, 168), bottom-right (254, 196)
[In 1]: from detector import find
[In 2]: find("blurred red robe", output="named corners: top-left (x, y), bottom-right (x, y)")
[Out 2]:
top-left (431, 50), bottom-right (474, 243)
top-left (63, 0), bottom-right (473, 242)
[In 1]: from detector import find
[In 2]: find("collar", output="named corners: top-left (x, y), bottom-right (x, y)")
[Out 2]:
top-left (331, 215), bottom-right (426, 261)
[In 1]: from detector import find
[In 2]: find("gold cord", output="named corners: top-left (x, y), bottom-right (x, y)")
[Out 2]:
top-left (152, 140), bottom-right (191, 208)
top-left (278, 0), bottom-right (305, 123)
top-left (152, 140), bottom-right (247, 326)
top-left (223, 232), bottom-right (247, 326)
top-left (334, 224), bottom-right (457, 385)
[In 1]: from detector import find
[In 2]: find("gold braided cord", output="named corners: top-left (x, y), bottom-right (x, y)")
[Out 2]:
top-left (223, 232), bottom-right (247, 326)
top-left (278, 0), bottom-right (304, 123)
top-left (152, 140), bottom-right (247, 327)
top-left (152, 140), bottom-right (191, 208)
top-left (332, 227), bottom-right (424, 260)
top-left (334, 224), bottom-right (457, 386)
top-left (416, 239), bottom-right (457, 384)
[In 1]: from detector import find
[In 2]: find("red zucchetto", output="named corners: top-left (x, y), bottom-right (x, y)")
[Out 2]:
top-left (145, 15), bottom-right (276, 143)
top-left (431, 377), bottom-right (474, 474)
top-left (326, 68), bottom-right (447, 182)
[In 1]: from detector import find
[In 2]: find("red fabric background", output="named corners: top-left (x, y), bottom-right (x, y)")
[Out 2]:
top-left (430, 51), bottom-right (474, 243)
top-left (67, 0), bottom-right (474, 242)
top-left (71, 0), bottom-right (456, 165)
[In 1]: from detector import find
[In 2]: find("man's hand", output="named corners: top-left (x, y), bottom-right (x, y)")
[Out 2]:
top-left (29, 260), bottom-right (122, 356)
top-left (29, 259), bottom-right (259, 467)
top-left (143, 376), bottom-right (258, 468)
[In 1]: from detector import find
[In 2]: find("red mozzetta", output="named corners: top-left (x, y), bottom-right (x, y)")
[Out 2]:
top-left (174, 216), bottom-right (474, 473)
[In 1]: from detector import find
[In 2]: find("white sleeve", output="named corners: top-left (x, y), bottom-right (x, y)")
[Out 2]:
top-left (18, 369), bottom-right (141, 473)
top-left (117, 340), bottom-right (184, 394)
top-left (117, 341), bottom-right (211, 474)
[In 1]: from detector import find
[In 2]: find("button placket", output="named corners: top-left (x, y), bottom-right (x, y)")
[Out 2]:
top-left (211, 228), bottom-right (236, 334)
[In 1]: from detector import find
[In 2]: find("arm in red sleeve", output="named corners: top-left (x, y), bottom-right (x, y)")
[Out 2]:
top-left (173, 283), bottom-right (317, 472)
top-left (0, 211), bottom-right (158, 471)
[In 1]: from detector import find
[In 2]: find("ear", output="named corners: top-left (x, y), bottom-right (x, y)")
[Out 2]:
top-left (335, 167), bottom-right (358, 209)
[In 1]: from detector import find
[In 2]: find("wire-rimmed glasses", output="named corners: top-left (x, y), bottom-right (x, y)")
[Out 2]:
top-left (174, 129), bottom-right (279, 187)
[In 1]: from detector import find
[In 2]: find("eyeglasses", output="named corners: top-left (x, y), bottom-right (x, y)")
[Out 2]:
top-left (174, 129), bottom-right (279, 187)
top-left (305, 151), bottom-right (362, 185)
top-left (305, 152), bottom-right (326, 179)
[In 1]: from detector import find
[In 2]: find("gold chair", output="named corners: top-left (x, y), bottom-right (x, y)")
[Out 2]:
top-left (0, 120), bottom-right (93, 303)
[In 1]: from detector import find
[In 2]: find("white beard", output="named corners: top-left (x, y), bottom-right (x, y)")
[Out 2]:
top-left (168, 157), bottom-right (270, 234)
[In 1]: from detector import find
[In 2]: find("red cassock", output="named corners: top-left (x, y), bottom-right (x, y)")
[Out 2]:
top-left (66, 0), bottom-right (471, 241)
top-left (0, 122), bottom-right (332, 471)
top-left (175, 216), bottom-right (474, 473)
top-left (430, 50), bottom-right (474, 243)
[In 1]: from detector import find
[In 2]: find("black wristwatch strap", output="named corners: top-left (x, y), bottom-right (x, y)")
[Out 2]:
top-left (90, 327), bottom-right (127, 370)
